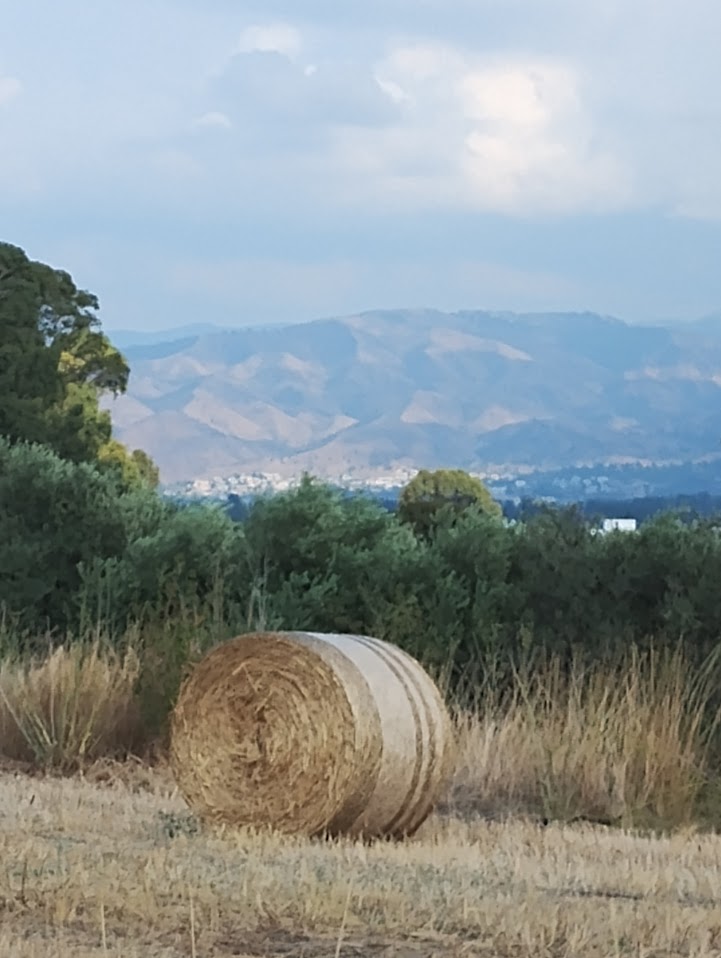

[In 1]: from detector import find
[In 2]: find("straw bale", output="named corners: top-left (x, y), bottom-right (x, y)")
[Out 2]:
top-left (169, 631), bottom-right (456, 838)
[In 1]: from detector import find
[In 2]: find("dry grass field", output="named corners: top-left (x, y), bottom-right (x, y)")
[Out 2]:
top-left (2, 763), bottom-right (721, 958)
top-left (3, 642), bottom-right (721, 955)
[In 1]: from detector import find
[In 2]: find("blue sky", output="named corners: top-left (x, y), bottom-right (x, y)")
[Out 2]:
top-left (2, 0), bottom-right (721, 332)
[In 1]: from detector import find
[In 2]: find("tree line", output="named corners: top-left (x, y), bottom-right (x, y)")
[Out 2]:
top-left (4, 437), bottom-right (721, 689)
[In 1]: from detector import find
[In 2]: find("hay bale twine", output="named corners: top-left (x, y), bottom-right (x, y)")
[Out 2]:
top-left (169, 631), bottom-right (456, 838)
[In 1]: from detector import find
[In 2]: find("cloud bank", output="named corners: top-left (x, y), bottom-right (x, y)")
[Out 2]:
top-left (2, 0), bottom-right (721, 328)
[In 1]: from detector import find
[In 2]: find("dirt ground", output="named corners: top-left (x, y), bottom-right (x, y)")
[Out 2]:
top-left (2, 763), bottom-right (721, 957)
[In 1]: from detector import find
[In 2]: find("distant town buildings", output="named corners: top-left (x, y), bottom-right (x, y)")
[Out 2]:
top-left (162, 462), bottom-right (716, 507)
top-left (161, 467), bottom-right (626, 503)
top-left (164, 468), bottom-right (424, 500)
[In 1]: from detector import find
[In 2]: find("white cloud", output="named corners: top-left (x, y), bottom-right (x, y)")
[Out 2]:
top-left (459, 59), bottom-right (630, 213)
top-left (237, 22), bottom-right (303, 59)
top-left (0, 76), bottom-right (22, 105)
top-left (379, 44), bottom-right (460, 85)
top-left (374, 76), bottom-right (410, 104)
top-left (347, 47), bottom-right (630, 215)
top-left (210, 43), bottom-right (396, 138)
top-left (459, 63), bottom-right (576, 130)
top-left (194, 110), bottom-right (232, 130)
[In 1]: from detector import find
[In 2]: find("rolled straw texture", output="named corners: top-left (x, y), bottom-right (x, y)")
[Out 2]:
top-left (169, 631), bottom-right (455, 838)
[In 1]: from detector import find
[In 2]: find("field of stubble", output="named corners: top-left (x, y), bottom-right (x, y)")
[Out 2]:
top-left (2, 765), bottom-right (721, 958)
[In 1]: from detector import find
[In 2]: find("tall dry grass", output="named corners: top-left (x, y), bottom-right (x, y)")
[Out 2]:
top-left (449, 646), bottom-right (721, 829)
top-left (1, 636), bottom-right (720, 830)
top-left (0, 641), bottom-right (141, 771)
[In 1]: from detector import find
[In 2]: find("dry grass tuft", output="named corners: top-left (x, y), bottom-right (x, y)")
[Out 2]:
top-left (449, 647), bottom-right (721, 828)
top-left (0, 641), bottom-right (141, 771)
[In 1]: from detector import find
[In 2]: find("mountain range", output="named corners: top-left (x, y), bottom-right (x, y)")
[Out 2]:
top-left (104, 309), bottom-right (721, 483)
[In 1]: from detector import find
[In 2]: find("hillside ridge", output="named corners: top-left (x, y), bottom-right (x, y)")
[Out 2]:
top-left (104, 309), bottom-right (721, 483)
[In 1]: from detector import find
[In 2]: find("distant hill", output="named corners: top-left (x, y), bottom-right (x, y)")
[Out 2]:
top-left (104, 309), bottom-right (721, 483)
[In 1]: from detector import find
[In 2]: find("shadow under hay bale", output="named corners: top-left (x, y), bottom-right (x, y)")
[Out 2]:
top-left (169, 632), bottom-right (456, 839)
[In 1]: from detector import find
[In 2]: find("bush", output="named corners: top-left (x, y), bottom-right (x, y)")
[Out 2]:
top-left (79, 502), bottom-right (250, 634)
top-left (0, 438), bottom-right (165, 636)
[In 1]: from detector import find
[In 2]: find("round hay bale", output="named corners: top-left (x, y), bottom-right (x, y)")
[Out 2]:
top-left (169, 631), bottom-right (456, 838)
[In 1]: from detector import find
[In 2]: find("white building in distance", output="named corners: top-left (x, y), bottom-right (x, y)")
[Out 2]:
top-left (601, 517), bottom-right (638, 533)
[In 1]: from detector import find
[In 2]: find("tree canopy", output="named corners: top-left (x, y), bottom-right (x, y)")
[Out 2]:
top-left (0, 242), bottom-right (156, 483)
top-left (0, 242), bottom-right (128, 459)
top-left (398, 468), bottom-right (502, 535)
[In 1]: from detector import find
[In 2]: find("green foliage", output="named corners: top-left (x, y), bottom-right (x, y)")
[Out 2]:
top-left (80, 502), bottom-right (249, 633)
top-left (97, 440), bottom-right (161, 489)
top-left (0, 244), bottom-right (64, 449)
top-left (130, 448), bottom-right (161, 488)
top-left (0, 242), bottom-right (159, 483)
top-left (0, 438), bottom-right (164, 635)
top-left (243, 476), bottom-right (409, 634)
top-left (506, 505), bottom-right (611, 658)
top-left (398, 468), bottom-right (502, 536)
